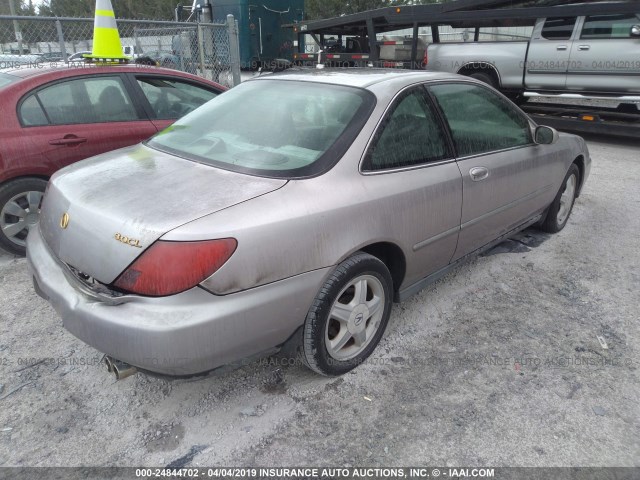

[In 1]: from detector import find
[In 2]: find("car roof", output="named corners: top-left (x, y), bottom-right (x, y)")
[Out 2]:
top-left (1, 63), bottom-right (208, 81)
top-left (251, 68), bottom-right (459, 89)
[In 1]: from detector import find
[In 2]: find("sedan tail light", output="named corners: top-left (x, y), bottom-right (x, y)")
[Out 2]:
top-left (113, 239), bottom-right (237, 296)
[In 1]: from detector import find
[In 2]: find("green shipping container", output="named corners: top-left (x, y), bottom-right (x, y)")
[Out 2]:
top-left (212, 0), bottom-right (304, 69)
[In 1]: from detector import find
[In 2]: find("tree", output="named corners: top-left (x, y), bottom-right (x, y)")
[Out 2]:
top-left (38, 0), bottom-right (176, 20)
top-left (0, 0), bottom-right (37, 15)
top-left (0, 0), bottom-right (46, 46)
top-left (0, 0), bottom-right (13, 15)
top-left (38, 0), bottom-right (93, 18)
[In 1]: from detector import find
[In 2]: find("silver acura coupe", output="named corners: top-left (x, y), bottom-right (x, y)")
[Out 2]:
top-left (27, 69), bottom-right (590, 378)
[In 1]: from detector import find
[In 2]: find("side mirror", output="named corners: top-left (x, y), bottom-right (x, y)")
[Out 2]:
top-left (534, 125), bottom-right (559, 145)
top-left (631, 25), bottom-right (640, 37)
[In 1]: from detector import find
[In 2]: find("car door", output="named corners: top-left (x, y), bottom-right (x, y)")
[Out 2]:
top-left (17, 74), bottom-right (158, 171)
top-left (360, 86), bottom-right (462, 288)
top-left (566, 13), bottom-right (640, 93)
top-left (129, 74), bottom-right (222, 131)
top-left (525, 17), bottom-right (578, 90)
top-left (428, 82), bottom-right (555, 261)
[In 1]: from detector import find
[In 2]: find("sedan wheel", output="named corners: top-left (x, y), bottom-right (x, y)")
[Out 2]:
top-left (303, 252), bottom-right (393, 376)
top-left (540, 164), bottom-right (580, 233)
top-left (325, 274), bottom-right (385, 361)
top-left (556, 173), bottom-right (577, 226)
top-left (0, 178), bottom-right (48, 256)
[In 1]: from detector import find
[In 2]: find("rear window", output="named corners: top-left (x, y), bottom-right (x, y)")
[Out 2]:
top-left (147, 79), bottom-right (375, 178)
top-left (541, 17), bottom-right (577, 40)
top-left (0, 72), bottom-right (18, 89)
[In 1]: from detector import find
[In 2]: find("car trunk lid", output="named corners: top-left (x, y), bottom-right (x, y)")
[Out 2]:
top-left (39, 144), bottom-right (286, 284)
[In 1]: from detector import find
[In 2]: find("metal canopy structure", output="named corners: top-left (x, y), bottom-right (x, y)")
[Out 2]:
top-left (293, 0), bottom-right (640, 34)
top-left (290, 0), bottom-right (640, 66)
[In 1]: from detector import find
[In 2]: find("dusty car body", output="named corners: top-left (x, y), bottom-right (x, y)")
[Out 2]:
top-left (27, 69), bottom-right (590, 377)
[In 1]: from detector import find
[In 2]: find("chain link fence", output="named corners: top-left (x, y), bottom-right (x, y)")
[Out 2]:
top-left (0, 15), bottom-right (241, 87)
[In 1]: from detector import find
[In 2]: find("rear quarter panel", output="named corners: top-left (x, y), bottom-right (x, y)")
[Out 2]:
top-left (163, 76), bottom-right (463, 295)
top-left (166, 163), bottom-right (462, 295)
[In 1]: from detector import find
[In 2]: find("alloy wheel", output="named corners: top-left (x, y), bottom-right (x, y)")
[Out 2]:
top-left (325, 274), bottom-right (385, 361)
top-left (557, 173), bottom-right (577, 226)
top-left (0, 190), bottom-right (43, 248)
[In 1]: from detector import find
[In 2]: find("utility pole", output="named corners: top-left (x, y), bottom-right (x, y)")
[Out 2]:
top-left (200, 0), bottom-right (213, 23)
top-left (8, 0), bottom-right (24, 54)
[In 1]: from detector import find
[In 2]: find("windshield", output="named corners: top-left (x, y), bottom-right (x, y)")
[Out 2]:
top-left (147, 79), bottom-right (375, 178)
top-left (0, 72), bottom-right (18, 89)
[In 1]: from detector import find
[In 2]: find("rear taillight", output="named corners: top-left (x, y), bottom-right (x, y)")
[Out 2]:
top-left (422, 50), bottom-right (428, 67)
top-left (113, 239), bottom-right (237, 296)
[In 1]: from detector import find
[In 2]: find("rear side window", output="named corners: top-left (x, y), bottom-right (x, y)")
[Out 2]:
top-left (21, 76), bottom-right (139, 126)
top-left (430, 83), bottom-right (532, 157)
top-left (581, 14), bottom-right (640, 39)
top-left (19, 95), bottom-right (48, 126)
top-left (363, 87), bottom-right (449, 171)
top-left (136, 77), bottom-right (219, 119)
top-left (541, 17), bottom-right (577, 40)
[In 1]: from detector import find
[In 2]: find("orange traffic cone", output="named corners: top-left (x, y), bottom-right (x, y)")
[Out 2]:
top-left (84, 0), bottom-right (129, 63)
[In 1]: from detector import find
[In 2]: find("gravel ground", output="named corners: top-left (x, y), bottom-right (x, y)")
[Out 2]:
top-left (0, 134), bottom-right (638, 468)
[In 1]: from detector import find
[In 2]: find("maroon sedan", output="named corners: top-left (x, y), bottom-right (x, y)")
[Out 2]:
top-left (0, 64), bottom-right (225, 255)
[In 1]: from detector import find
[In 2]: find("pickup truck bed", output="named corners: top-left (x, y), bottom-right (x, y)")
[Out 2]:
top-left (426, 42), bottom-right (527, 91)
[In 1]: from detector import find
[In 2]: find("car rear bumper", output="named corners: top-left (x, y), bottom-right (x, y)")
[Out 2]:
top-left (27, 224), bottom-right (329, 375)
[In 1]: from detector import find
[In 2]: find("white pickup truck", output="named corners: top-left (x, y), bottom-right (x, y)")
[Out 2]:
top-left (425, 13), bottom-right (640, 102)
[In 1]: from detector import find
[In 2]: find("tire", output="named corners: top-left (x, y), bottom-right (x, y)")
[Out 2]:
top-left (539, 164), bottom-right (580, 233)
top-left (302, 252), bottom-right (393, 376)
top-left (468, 72), bottom-right (496, 88)
top-left (0, 178), bottom-right (48, 256)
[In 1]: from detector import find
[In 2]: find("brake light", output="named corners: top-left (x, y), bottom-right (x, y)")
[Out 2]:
top-left (113, 239), bottom-right (237, 296)
top-left (422, 50), bottom-right (428, 67)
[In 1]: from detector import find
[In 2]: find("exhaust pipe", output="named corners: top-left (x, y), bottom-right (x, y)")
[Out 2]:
top-left (104, 355), bottom-right (137, 380)
top-left (104, 355), bottom-right (114, 373)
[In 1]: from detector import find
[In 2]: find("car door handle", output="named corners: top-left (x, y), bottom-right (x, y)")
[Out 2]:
top-left (556, 45), bottom-right (568, 51)
top-left (469, 167), bottom-right (489, 182)
top-left (48, 136), bottom-right (87, 146)
top-left (577, 45), bottom-right (590, 51)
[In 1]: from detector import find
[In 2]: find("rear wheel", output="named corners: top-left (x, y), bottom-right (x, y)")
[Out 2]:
top-left (302, 252), bottom-right (393, 376)
top-left (539, 164), bottom-right (579, 233)
top-left (0, 178), bottom-right (48, 256)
